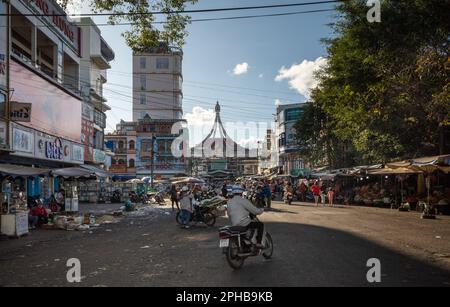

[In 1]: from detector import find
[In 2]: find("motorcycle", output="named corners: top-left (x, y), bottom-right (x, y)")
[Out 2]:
top-left (219, 214), bottom-right (273, 270)
top-left (284, 192), bottom-right (294, 205)
top-left (175, 200), bottom-right (217, 227)
top-left (153, 192), bottom-right (165, 205)
top-left (111, 190), bottom-right (122, 203)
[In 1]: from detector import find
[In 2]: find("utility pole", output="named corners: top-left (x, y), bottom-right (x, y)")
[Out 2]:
top-left (150, 135), bottom-right (156, 188)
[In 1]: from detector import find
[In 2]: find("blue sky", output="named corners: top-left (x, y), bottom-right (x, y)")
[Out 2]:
top-left (69, 0), bottom-right (338, 147)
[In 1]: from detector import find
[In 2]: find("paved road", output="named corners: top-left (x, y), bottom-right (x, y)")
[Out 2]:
top-left (1, 201), bottom-right (449, 287)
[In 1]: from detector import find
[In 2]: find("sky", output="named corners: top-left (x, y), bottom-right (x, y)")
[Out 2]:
top-left (67, 0), bottom-right (338, 148)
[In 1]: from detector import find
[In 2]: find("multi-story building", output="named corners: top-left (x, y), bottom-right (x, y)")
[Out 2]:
top-left (105, 116), bottom-right (187, 180)
top-left (132, 43), bottom-right (183, 121)
top-left (77, 17), bottom-right (115, 167)
top-left (104, 121), bottom-right (137, 180)
top-left (0, 0), bottom-right (85, 197)
top-left (276, 103), bottom-right (307, 176)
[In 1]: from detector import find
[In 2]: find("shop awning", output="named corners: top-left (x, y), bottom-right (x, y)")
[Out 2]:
top-left (79, 164), bottom-right (110, 178)
top-left (368, 167), bottom-right (422, 175)
top-left (0, 164), bottom-right (51, 177)
top-left (52, 167), bottom-right (95, 178)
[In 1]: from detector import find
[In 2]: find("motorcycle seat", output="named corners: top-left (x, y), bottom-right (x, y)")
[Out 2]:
top-left (228, 226), bottom-right (248, 233)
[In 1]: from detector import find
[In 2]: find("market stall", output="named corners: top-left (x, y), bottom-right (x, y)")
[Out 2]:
top-left (0, 164), bottom-right (50, 237)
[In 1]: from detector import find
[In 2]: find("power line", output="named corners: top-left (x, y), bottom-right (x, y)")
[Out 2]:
top-left (3, 8), bottom-right (336, 28)
top-left (1, 1), bottom-right (341, 17)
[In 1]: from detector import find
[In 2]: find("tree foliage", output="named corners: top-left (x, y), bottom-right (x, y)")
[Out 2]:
top-left (59, 0), bottom-right (197, 51)
top-left (296, 0), bottom-right (450, 167)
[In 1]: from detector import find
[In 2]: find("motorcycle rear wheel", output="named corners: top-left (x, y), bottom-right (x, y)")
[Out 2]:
top-left (226, 238), bottom-right (245, 270)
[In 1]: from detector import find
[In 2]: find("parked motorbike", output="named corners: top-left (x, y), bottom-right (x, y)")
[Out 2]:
top-left (111, 190), bottom-right (122, 203)
top-left (219, 214), bottom-right (273, 270)
top-left (176, 200), bottom-right (217, 227)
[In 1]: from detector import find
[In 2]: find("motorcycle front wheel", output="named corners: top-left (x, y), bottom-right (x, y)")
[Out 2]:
top-left (175, 211), bottom-right (183, 225)
top-left (262, 232), bottom-right (274, 259)
top-left (226, 238), bottom-right (245, 270)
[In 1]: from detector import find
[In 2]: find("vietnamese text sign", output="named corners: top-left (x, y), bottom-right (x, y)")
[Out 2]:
top-left (10, 102), bottom-right (32, 122)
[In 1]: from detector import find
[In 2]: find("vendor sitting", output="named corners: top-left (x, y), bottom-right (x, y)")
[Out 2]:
top-left (29, 202), bottom-right (48, 229)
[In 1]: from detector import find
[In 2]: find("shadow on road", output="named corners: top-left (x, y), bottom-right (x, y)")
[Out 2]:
top-left (211, 221), bottom-right (450, 287)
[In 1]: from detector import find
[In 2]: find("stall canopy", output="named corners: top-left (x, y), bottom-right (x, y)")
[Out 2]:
top-left (368, 167), bottom-right (422, 175)
top-left (79, 164), bottom-right (110, 178)
top-left (410, 154), bottom-right (450, 173)
top-left (52, 167), bottom-right (95, 178)
top-left (0, 164), bottom-right (51, 177)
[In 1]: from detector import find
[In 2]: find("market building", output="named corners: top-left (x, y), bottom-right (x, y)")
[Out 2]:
top-left (190, 102), bottom-right (258, 178)
top-left (276, 103), bottom-right (307, 177)
top-left (0, 1), bottom-right (115, 202)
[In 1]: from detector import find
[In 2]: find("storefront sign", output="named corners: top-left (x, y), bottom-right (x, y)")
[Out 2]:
top-left (72, 144), bottom-right (84, 162)
top-left (29, 0), bottom-right (77, 43)
top-left (12, 125), bottom-right (34, 154)
top-left (93, 149), bottom-right (106, 164)
top-left (82, 103), bottom-right (94, 121)
top-left (10, 102), bottom-right (32, 122)
top-left (45, 137), bottom-right (63, 160)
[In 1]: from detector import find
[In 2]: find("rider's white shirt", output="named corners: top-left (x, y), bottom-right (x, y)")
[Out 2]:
top-left (227, 196), bottom-right (264, 227)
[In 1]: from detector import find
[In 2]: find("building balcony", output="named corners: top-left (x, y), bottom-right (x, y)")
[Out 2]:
top-left (115, 148), bottom-right (127, 155)
top-left (127, 149), bottom-right (136, 154)
top-left (109, 164), bottom-right (128, 173)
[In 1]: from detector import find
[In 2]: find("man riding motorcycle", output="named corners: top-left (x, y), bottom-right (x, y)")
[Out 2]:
top-left (226, 186), bottom-right (264, 248)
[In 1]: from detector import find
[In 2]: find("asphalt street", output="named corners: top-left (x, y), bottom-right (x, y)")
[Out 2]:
top-left (0, 201), bottom-right (449, 287)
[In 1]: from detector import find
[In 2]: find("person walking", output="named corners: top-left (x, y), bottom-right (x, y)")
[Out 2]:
top-left (170, 184), bottom-right (180, 212)
top-left (299, 181), bottom-right (307, 202)
top-left (328, 187), bottom-right (335, 207)
top-left (262, 180), bottom-right (272, 209)
top-left (311, 181), bottom-right (321, 207)
top-left (179, 186), bottom-right (194, 229)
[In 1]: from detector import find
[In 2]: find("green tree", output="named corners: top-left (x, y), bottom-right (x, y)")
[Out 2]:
top-left (305, 0), bottom-right (450, 165)
top-left (59, 0), bottom-right (197, 51)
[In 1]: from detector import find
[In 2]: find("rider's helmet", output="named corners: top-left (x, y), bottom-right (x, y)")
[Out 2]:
top-left (182, 186), bottom-right (189, 192)
top-left (231, 185), bottom-right (245, 195)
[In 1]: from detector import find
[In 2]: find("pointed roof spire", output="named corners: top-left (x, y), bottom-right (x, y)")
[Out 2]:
top-left (215, 101), bottom-right (221, 113)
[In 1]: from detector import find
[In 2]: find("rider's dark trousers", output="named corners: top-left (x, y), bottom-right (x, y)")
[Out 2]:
top-left (247, 222), bottom-right (264, 244)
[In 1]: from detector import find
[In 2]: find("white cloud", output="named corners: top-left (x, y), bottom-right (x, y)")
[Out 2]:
top-left (275, 57), bottom-right (327, 99)
top-left (232, 62), bottom-right (250, 75)
top-left (258, 73), bottom-right (264, 78)
top-left (275, 99), bottom-right (282, 106)
top-left (184, 106), bottom-right (216, 147)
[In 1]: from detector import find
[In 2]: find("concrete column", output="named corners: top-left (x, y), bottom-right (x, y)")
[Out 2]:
top-left (31, 25), bottom-right (37, 67)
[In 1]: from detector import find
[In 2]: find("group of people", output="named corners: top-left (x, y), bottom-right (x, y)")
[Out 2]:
top-left (28, 189), bottom-right (65, 229)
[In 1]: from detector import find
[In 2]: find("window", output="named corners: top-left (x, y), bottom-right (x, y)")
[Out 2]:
top-left (129, 140), bottom-right (135, 150)
top-left (118, 141), bottom-right (124, 149)
top-left (94, 110), bottom-right (106, 128)
top-left (285, 108), bottom-right (302, 121)
top-left (140, 57), bottom-right (146, 69)
top-left (140, 75), bottom-right (146, 90)
top-left (129, 159), bottom-right (135, 168)
top-left (140, 112), bottom-right (149, 119)
top-left (140, 94), bottom-right (146, 105)
top-left (156, 57), bottom-right (169, 69)
top-left (0, 92), bottom-right (5, 117)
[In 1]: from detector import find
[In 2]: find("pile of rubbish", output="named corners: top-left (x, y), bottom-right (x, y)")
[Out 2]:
top-left (49, 213), bottom-right (120, 231)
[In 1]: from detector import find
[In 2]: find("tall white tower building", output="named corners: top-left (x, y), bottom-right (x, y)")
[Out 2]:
top-left (132, 43), bottom-right (183, 121)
